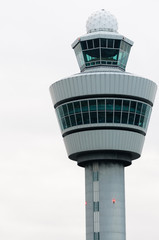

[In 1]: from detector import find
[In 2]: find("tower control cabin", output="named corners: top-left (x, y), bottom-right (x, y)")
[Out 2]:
top-left (50, 10), bottom-right (157, 240)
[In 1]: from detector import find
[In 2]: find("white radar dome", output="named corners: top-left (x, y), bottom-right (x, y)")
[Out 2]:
top-left (86, 9), bottom-right (118, 33)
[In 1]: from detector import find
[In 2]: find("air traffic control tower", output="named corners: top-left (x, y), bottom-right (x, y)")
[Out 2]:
top-left (50, 10), bottom-right (157, 240)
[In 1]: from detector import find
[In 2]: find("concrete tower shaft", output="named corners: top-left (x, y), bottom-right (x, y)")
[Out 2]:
top-left (85, 162), bottom-right (125, 240)
top-left (50, 9), bottom-right (157, 240)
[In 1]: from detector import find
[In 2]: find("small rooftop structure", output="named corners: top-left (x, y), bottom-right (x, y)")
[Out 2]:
top-left (86, 9), bottom-right (118, 33)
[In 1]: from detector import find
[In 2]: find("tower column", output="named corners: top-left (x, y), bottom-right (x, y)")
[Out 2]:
top-left (85, 161), bottom-right (126, 240)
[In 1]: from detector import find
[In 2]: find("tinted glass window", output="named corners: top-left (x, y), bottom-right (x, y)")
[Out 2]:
top-left (65, 116), bottom-right (71, 128)
top-left (134, 114), bottom-right (140, 126)
top-left (81, 101), bottom-right (88, 112)
top-left (123, 100), bottom-right (129, 111)
top-left (106, 99), bottom-right (113, 111)
top-left (83, 49), bottom-right (100, 62)
top-left (58, 106), bottom-right (64, 118)
top-left (98, 99), bottom-right (105, 111)
top-left (76, 113), bottom-right (82, 125)
top-left (115, 100), bottom-right (122, 111)
top-left (90, 112), bottom-right (97, 123)
top-left (142, 104), bottom-right (147, 115)
top-left (114, 40), bottom-right (120, 48)
top-left (81, 41), bottom-right (87, 50)
top-left (62, 105), bottom-right (68, 116)
top-left (128, 113), bottom-right (135, 124)
top-left (68, 103), bottom-right (74, 114)
top-left (87, 40), bottom-right (93, 49)
top-left (57, 99), bottom-right (151, 131)
top-left (114, 112), bottom-right (121, 123)
top-left (136, 102), bottom-right (142, 114)
top-left (108, 39), bottom-right (114, 48)
top-left (106, 112), bottom-right (113, 123)
top-left (83, 113), bottom-right (89, 124)
top-left (101, 49), bottom-right (118, 61)
top-left (74, 102), bottom-right (81, 113)
top-left (130, 101), bottom-right (136, 112)
top-left (70, 115), bottom-right (76, 126)
top-left (98, 112), bottom-right (105, 123)
top-left (101, 38), bottom-right (106, 47)
top-left (139, 116), bottom-right (144, 127)
top-left (89, 100), bottom-right (96, 111)
top-left (94, 39), bottom-right (99, 48)
top-left (122, 112), bottom-right (128, 124)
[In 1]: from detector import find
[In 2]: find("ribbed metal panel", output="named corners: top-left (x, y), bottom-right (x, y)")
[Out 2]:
top-left (50, 72), bottom-right (157, 106)
top-left (63, 130), bottom-right (145, 160)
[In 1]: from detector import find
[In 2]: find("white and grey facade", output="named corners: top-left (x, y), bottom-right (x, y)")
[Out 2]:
top-left (50, 10), bottom-right (157, 240)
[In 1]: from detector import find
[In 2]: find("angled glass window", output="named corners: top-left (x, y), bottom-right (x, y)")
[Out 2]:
top-left (83, 49), bottom-right (100, 63)
top-left (101, 49), bottom-right (119, 61)
top-left (77, 38), bottom-right (131, 71)
top-left (108, 39), bottom-right (114, 48)
top-left (87, 40), bottom-right (93, 49)
top-left (114, 40), bottom-right (120, 48)
top-left (81, 41), bottom-right (87, 50)
top-left (94, 39), bottom-right (99, 48)
top-left (74, 43), bottom-right (85, 70)
top-left (101, 38), bottom-right (107, 47)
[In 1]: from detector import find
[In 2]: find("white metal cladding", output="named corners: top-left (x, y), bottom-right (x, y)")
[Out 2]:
top-left (63, 130), bottom-right (145, 159)
top-left (50, 72), bottom-right (157, 106)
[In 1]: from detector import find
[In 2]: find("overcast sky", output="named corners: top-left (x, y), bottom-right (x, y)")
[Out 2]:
top-left (0, 0), bottom-right (159, 239)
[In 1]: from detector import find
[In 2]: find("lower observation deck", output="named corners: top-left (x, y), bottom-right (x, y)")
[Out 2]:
top-left (56, 97), bottom-right (151, 132)
top-left (50, 71), bottom-right (157, 166)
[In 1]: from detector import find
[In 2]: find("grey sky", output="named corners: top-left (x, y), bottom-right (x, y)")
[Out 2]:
top-left (0, 0), bottom-right (159, 239)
